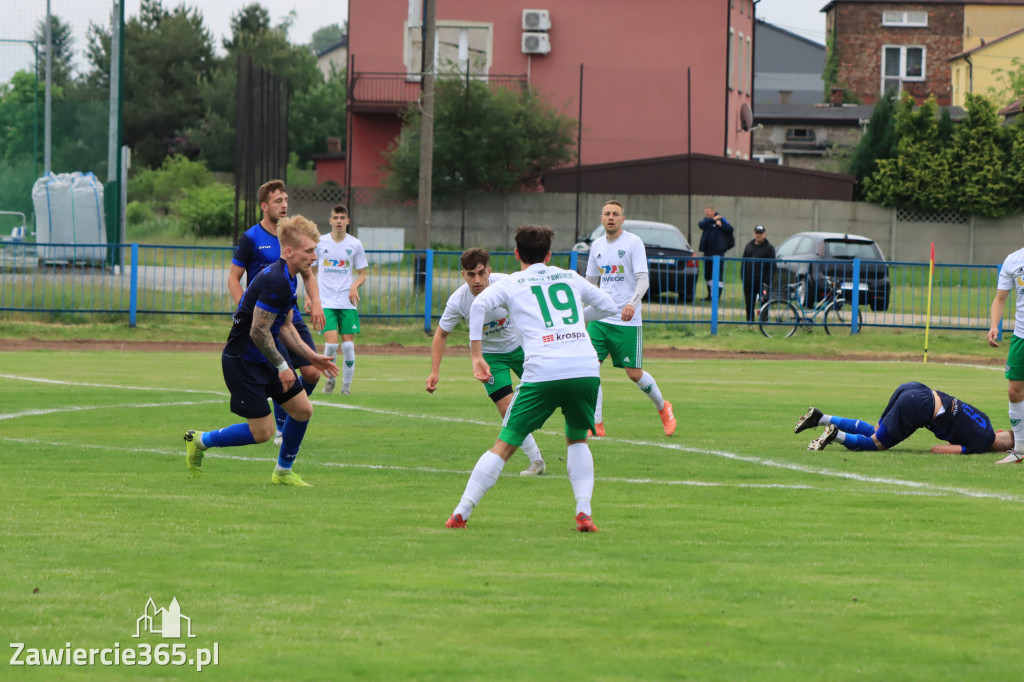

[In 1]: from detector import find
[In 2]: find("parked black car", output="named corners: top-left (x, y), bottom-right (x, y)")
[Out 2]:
top-left (774, 231), bottom-right (890, 311)
top-left (572, 220), bottom-right (700, 301)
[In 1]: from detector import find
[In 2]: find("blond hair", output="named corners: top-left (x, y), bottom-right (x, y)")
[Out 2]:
top-left (277, 215), bottom-right (320, 249)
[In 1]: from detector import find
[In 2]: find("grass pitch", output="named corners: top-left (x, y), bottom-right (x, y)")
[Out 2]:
top-left (2, 351), bottom-right (1023, 680)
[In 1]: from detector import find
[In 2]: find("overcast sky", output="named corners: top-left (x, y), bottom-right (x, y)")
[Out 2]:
top-left (2, 0), bottom-right (824, 82)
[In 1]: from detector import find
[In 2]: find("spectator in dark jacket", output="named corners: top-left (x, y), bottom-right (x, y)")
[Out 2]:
top-left (698, 205), bottom-right (734, 301)
top-left (741, 224), bottom-right (776, 321)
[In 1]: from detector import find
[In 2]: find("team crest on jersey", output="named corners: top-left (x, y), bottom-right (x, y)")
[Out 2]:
top-left (600, 265), bottom-right (623, 274)
top-left (618, 250), bottom-right (625, 258)
top-left (346, 248), bottom-right (353, 256)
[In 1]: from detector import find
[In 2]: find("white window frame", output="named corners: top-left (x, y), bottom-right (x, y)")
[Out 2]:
top-left (882, 10), bottom-right (928, 27)
top-left (881, 45), bottom-right (926, 96)
top-left (728, 28), bottom-right (735, 90)
top-left (404, 21), bottom-right (493, 81)
top-left (753, 154), bottom-right (783, 165)
top-left (738, 32), bottom-right (745, 94)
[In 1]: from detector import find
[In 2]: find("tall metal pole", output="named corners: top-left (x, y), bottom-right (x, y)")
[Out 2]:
top-left (44, 0), bottom-right (52, 174)
top-left (574, 63), bottom-right (583, 243)
top-left (416, 0), bottom-right (436, 249)
top-left (686, 67), bottom-right (693, 246)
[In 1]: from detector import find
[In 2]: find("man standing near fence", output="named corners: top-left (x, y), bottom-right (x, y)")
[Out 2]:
top-left (698, 205), bottom-right (734, 301)
top-left (227, 180), bottom-right (325, 445)
top-left (426, 248), bottom-right (546, 476)
top-left (987, 239), bottom-right (1024, 463)
top-left (585, 200), bottom-right (676, 437)
top-left (313, 203), bottom-right (368, 395)
top-left (741, 225), bottom-right (775, 322)
top-left (445, 225), bottom-right (618, 531)
top-left (185, 215), bottom-right (338, 486)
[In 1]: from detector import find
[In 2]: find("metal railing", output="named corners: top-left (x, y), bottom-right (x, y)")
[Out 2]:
top-left (0, 243), bottom-right (1009, 338)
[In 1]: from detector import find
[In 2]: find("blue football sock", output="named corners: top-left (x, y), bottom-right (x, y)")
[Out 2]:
top-left (828, 416), bottom-right (875, 436)
top-left (277, 416), bottom-right (309, 469)
top-left (840, 433), bottom-right (880, 451)
top-left (273, 402), bottom-right (287, 432)
top-left (299, 375), bottom-right (318, 396)
top-left (202, 423), bottom-right (256, 449)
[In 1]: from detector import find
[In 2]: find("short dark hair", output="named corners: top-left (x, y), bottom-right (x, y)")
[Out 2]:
top-left (460, 247), bottom-right (490, 271)
top-left (331, 203), bottom-right (349, 216)
top-left (514, 225), bottom-right (554, 264)
top-left (257, 179), bottom-right (286, 206)
top-left (603, 199), bottom-right (624, 212)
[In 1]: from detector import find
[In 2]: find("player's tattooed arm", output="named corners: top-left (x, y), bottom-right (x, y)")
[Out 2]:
top-left (278, 321), bottom-right (313, 361)
top-left (251, 308), bottom-right (287, 367)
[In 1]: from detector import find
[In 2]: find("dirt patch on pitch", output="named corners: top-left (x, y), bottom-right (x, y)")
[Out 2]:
top-left (0, 337), bottom-right (1004, 366)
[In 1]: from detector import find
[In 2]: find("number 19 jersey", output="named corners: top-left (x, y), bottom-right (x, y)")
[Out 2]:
top-left (469, 262), bottom-right (617, 382)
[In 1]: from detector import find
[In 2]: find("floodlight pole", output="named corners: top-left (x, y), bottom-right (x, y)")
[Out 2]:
top-left (44, 0), bottom-right (52, 174)
top-left (416, 0), bottom-right (436, 250)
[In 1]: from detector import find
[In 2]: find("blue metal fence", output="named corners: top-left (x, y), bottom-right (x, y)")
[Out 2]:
top-left (0, 242), bottom-right (1008, 337)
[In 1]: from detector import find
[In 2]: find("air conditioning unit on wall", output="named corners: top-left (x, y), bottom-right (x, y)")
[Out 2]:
top-left (522, 32), bottom-right (551, 55)
top-left (522, 9), bottom-right (551, 31)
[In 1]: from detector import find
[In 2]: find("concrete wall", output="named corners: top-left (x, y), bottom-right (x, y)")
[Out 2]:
top-left (289, 191), bottom-right (1023, 266)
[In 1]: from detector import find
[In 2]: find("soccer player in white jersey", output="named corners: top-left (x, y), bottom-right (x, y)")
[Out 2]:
top-left (585, 200), bottom-right (676, 437)
top-left (313, 204), bottom-right (368, 395)
top-left (426, 248), bottom-right (547, 476)
top-left (987, 235), bottom-right (1024, 463)
top-left (445, 225), bottom-right (618, 532)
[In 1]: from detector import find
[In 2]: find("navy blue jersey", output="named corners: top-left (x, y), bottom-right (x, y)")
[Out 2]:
top-left (232, 223), bottom-right (280, 287)
top-left (224, 259), bottom-right (297, 365)
top-left (929, 390), bottom-right (996, 454)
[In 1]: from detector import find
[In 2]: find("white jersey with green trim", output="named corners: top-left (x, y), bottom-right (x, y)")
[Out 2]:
top-left (470, 262), bottom-right (617, 382)
top-left (438, 273), bottom-right (519, 355)
top-left (997, 246), bottom-right (1024, 338)
top-left (585, 229), bottom-right (648, 327)
top-left (315, 233), bottom-right (368, 310)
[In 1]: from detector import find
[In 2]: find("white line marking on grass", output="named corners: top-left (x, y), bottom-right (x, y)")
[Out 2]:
top-left (0, 400), bottom-right (222, 421)
top-left (2, 374), bottom-right (1019, 503)
top-left (0, 373), bottom-right (225, 395)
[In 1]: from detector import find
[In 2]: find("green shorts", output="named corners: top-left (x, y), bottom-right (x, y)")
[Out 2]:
top-left (587, 320), bottom-right (643, 369)
top-left (498, 377), bottom-right (600, 446)
top-left (324, 308), bottom-right (360, 335)
top-left (1006, 334), bottom-right (1024, 381)
top-left (483, 348), bottom-right (525, 401)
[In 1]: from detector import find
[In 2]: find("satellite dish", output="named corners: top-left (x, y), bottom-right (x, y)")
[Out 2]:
top-left (740, 103), bottom-right (753, 131)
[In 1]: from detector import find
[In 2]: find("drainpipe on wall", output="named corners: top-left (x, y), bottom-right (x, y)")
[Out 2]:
top-left (723, 0), bottom-right (732, 157)
top-left (965, 53), bottom-right (973, 100)
top-left (751, 0), bottom-right (761, 161)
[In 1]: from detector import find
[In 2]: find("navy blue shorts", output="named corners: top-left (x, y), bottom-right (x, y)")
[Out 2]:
top-left (283, 310), bottom-right (317, 369)
top-left (877, 382), bottom-right (934, 448)
top-left (222, 353), bottom-right (304, 419)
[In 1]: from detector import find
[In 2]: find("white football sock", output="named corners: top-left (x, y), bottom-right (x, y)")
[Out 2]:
top-left (819, 414), bottom-right (833, 425)
top-left (454, 451), bottom-right (506, 519)
top-left (594, 385), bottom-right (603, 424)
top-left (566, 442), bottom-right (594, 516)
top-left (341, 341), bottom-right (355, 387)
top-left (1009, 400), bottom-right (1024, 452)
top-left (324, 342), bottom-right (339, 360)
top-left (834, 430), bottom-right (848, 443)
top-left (521, 433), bottom-right (543, 462)
top-left (635, 371), bottom-right (665, 411)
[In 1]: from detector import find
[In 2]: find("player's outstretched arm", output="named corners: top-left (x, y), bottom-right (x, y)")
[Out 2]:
top-left (426, 327), bottom-right (451, 393)
top-left (279, 319), bottom-right (338, 378)
top-left (930, 443), bottom-right (966, 454)
top-left (470, 340), bottom-right (492, 383)
top-left (251, 308), bottom-right (295, 391)
top-left (988, 289), bottom-right (1010, 347)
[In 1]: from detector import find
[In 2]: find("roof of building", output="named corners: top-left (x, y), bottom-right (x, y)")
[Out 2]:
top-left (947, 26), bottom-right (1024, 61)
top-left (822, 0), bottom-right (1024, 10)
top-left (316, 36), bottom-right (348, 58)
top-left (754, 101), bottom-right (967, 124)
top-left (755, 19), bottom-right (826, 50)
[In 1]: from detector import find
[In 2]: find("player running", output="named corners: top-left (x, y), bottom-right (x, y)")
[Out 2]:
top-left (585, 200), bottom-right (676, 437)
top-left (445, 225), bottom-right (618, 532)
top-left (795, 381), bottom-right (1014, 458)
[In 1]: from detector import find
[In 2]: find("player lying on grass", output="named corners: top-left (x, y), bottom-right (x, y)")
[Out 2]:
top-left (795, 381), bottom-right (1015, 461)
top-left (426, 247), bottom-right (546, 476)
top-left (184, 216), bottom-right (339, 487)
top-left (445, 224), bottom-right (618, 532)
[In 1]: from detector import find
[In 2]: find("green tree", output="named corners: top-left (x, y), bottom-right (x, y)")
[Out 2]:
top-left (289, 65), bottom-right (346, 165)
top-left (311, 23), bottom-right (346, 54)
top-left (949, 93), bottom-right (1010, 217)
top-left (863, 95), bottom-right (953, 211)
top-left (845, 93), bottom-right (898, 196)
top-left (384, 78), bottom-right (576, 200)
top-left (34, 14), bottom-right (75, 87)
top-left (987, 55), bottom-right (1024, 108)
top-left (86, 0), bottom-right (216, 168)
top-left (1007, 116), bottom-right (1024, 211)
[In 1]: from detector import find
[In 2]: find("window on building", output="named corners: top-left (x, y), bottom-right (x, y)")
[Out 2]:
top-left (882, 10), bottom-right (928, 27)
top-left (746, 35), bottom-right (753, 93)
top-left (785, 128), bottom-right (816, 144)
top-left (738, 32), bottom-right (745, 94)
top-left (406, 21), bottom-right (492, 79)
top-left (728, 28), bottom-right (735, 90)
top-left (882, 45), bottom-right (925, 95)
top-left (754, 154), bottom-right (783, 165)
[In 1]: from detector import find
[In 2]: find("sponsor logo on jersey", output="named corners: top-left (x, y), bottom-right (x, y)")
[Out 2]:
top-left (541, 330), bottom-right (586, 343)
top-left (323, 259), bottom-right (349, 267)
top-left (600, 265), bottom-right (623, 274)
top-left (483, 317), bottom-right (508, 334)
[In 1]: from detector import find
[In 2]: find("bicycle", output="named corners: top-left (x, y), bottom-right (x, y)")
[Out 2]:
top-left (758, 278), bottom-right (860, 338)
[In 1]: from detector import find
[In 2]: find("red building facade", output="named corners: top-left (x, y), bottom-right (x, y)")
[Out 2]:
top-left (345, 0), bottom-right (755, 189)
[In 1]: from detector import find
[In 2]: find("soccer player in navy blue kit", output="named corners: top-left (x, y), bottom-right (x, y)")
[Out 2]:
top-left (185, 216), bottom-right (338, 486)
top-left (228, 179), bottom-right (325, 445)
top-left (795, 381), bottom-right (1014, 457)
